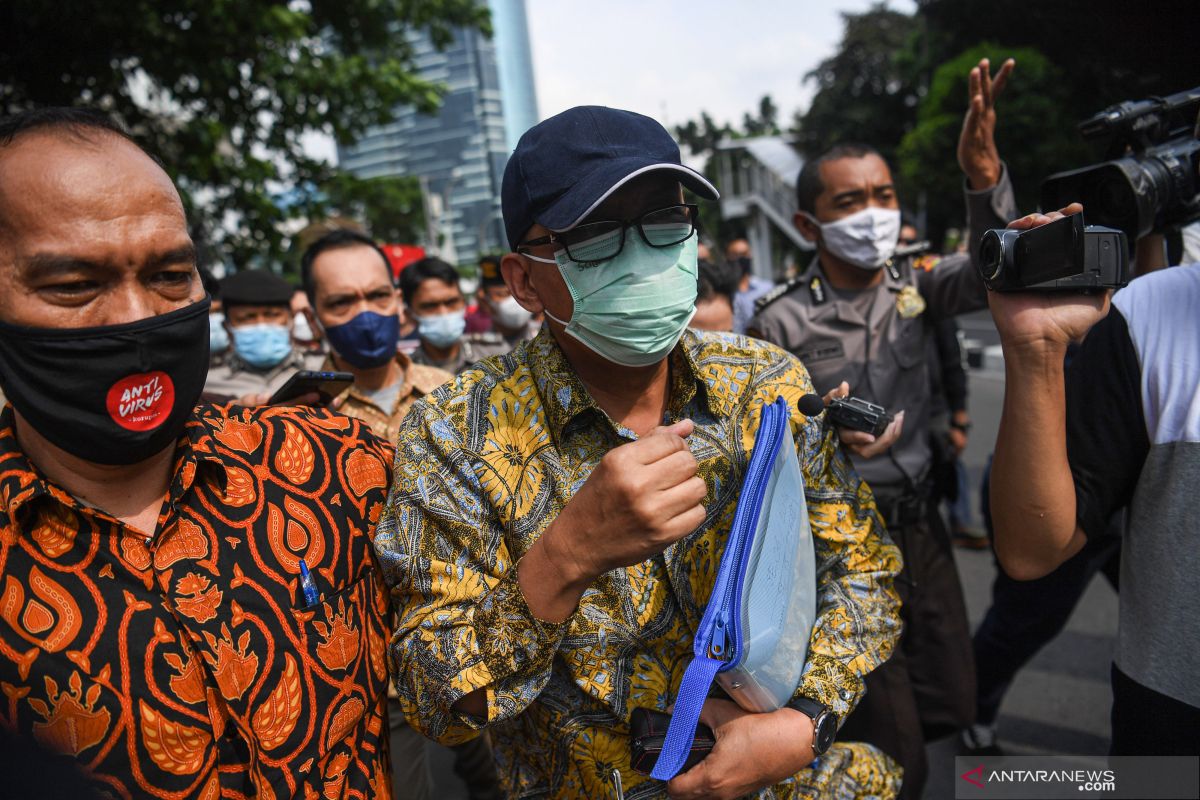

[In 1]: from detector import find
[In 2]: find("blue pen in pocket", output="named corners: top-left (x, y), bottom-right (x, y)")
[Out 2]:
top-left (299, 559), bottom-right (321, 607)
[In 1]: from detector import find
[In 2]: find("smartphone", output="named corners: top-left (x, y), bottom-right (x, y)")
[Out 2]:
top-left (268, 370), bottom-right (355, 405)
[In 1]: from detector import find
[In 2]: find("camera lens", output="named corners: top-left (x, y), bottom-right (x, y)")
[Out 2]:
top-left (1090, 170), bottom-right (1137, 224)
top-left (980, 231), bottom-right (1003, 281)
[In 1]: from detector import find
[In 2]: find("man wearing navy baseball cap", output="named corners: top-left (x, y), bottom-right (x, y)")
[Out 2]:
top-left (376, 106), bottom-right (903, 799)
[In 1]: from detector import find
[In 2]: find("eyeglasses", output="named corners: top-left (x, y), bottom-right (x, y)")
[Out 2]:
top-left (518, 204), bottom-right (698, 265)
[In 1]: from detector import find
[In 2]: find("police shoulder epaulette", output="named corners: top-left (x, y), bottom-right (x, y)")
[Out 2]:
top-left (467, 331), bottom-right (504, 344)
top-left (754, 275), bottom-right (805, 313)
top-left (893, 240), bottom-right (932, 260)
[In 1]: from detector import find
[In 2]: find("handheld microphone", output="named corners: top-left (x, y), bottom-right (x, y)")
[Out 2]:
top-left (796, 393), bottom-right (825, 418)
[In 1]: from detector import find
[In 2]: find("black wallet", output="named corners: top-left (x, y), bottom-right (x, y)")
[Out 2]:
top-left (629, 707), bottom-right (716, 775)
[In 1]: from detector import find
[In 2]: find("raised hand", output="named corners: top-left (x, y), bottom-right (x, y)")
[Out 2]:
top-left (518, 419), bottom-right (707, 623)
top-left (958, 57), bottom-right (1015, 190)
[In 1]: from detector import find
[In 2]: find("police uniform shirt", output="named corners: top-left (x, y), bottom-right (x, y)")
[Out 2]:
top-left (409, 331), bottom-right (512, 375)
top-left (203, 347), bottom-right (327, 401)
top-left (748, 170), bottom-right (1017, 492)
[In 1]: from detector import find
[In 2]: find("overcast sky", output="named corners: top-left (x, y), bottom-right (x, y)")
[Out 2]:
top-left (308, 1), bottom-right (917, 164)
top-left (526, 0), bottom-right (916, 133)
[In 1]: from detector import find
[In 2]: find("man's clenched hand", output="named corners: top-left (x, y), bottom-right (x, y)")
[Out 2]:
top-left (517, 420), bottom-right (706, 623)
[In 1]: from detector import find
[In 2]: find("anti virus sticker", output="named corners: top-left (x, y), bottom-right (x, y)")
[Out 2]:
top-left (106, 371), bottom-right (175, 432)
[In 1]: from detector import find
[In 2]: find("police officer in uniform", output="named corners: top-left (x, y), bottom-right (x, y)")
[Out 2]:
top-left (467, 255), bottom-right (541, 346)
top-left (748, 57), bottom-right (1018, 799)
top-left (204, 269), bottom-right (326, 403)
top-left (400, 256), bottom-right (511, 375)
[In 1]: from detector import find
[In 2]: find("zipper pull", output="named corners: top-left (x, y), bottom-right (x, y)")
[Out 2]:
top-left (710, 617), bottom-right (727, 660)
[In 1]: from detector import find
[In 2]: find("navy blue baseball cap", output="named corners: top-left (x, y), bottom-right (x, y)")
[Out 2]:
top-left (501, 106), bottom-right (719, 250)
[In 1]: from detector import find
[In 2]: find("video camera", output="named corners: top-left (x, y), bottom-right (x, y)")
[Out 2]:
top-left (978, 212), bottom-right (1127, 293)
top-left (1041, 87), bottom-right (1200, 245)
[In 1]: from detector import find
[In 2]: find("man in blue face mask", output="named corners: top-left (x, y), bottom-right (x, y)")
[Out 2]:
top-left (203, 269), bottom-right (325, 404)
top-left (400, 257), bottom-right (510, 375)
top-left (376, 106), bottom-right (905, 800)
top-left (300, 228), bottom-right (496, 800)
top-left (301, 229), bottom-right (453, 450)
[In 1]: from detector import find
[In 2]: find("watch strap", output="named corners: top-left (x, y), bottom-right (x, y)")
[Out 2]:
top-left (786, 695), bottom-right (826, 719)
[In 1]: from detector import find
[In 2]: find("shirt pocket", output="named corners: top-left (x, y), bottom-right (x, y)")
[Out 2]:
top-left (278, 568), bottom-right (389, 768)
top-left (888, 315), bottom-right (926, 370)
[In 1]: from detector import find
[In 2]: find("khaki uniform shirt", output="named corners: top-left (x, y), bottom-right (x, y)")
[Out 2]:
top-left (409, 331), bottom-right (512, 375)
top-left (203, 347), bottom-right (326, 402)
top-left (748, 171), bottom-right (1017, 492)
top-left (326, 351), bottom-right (453, 444)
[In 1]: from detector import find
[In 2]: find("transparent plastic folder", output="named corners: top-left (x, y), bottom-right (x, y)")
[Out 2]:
top-left (650, 396), bottom-right (817, 780)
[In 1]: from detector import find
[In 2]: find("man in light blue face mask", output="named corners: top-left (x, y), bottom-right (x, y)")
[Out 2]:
top-left (376, 105), bottom-right (905, 800)
top-left (400, 257), bottom-right (510, 375)
top-left (203, 269), bottom-right (325, 404)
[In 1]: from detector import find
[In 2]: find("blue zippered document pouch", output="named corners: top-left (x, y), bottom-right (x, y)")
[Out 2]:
top-left (650, 396), bottom-right (817, 781)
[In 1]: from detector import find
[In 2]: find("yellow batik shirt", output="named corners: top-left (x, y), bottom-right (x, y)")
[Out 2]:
top-left (375, 328), bottom-right (903, 799)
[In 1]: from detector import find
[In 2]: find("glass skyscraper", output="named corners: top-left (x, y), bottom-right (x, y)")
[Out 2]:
top-left (337, 0), bottom-right (539, 264)
top-left (491, 0), bottom-right (539, 152)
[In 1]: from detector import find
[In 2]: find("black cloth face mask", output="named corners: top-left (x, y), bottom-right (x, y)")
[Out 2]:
top-left (0, 299), bottom-right (211, 466)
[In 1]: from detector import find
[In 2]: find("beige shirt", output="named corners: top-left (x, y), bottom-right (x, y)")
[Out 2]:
top-left (203, 348), bottom-right (326, 402)
top-left (327, 351), bottom-right (453, 444)
top-left (748, 170), bottom-right (1017, 492)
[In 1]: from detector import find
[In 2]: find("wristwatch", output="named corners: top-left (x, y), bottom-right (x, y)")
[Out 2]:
top-left (786, 696), bottom-right (837, 756)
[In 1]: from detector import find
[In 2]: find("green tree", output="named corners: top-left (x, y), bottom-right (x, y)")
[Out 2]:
top-left (897, 44), bottom-right (1090, 242)
top-left (916, 0), bottom-right (1198, 107)
top-left (792, 4), bottom-right (922, 165)
top-left (322, 173), bottom-right (426, 246)
top-left (0, 0), bottom-right (489, 270)
top-left (742, 96), bottom-right (781, 138)
top-left (673, 96), bottom-right (783, 247)
top-left (674, 111), bottom-right (735, 159)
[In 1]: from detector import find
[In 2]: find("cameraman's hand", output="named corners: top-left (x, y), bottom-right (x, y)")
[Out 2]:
top-left (518, 420), bottom-right (706, 622)
top-left (988, 204), bottom-right (1112, 352)
top-left (824, 381), bottom-right (906, 460)
top-left (958, 57), bottom-right (1014, 190)
top-left (666, 699), bottom-right (815, 800)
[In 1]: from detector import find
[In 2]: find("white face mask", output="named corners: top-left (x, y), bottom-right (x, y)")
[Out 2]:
top-left (292, 311), bottom-right (316, 342)
top-left (805, 207), bottom-right (901, 271)
top-left (491, 295), bottom-right (533, 330)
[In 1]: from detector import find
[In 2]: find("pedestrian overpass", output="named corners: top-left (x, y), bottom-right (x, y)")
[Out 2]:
top-left (713, 136), bottom-right (813, 280)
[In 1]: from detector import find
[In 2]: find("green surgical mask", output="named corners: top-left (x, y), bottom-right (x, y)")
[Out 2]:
top-left (532, 233), bottom-right (698, 367)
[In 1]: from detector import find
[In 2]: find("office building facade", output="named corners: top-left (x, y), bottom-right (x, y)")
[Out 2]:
top-left (337, 0), bottom-right (538, 264)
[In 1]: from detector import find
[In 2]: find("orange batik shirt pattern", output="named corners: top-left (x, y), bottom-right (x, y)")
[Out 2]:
top-left (0, 404), bottom-right (393, 799)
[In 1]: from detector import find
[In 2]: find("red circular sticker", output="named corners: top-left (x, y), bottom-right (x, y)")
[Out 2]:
top-left (105, 371), bottom-right (175, 432)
